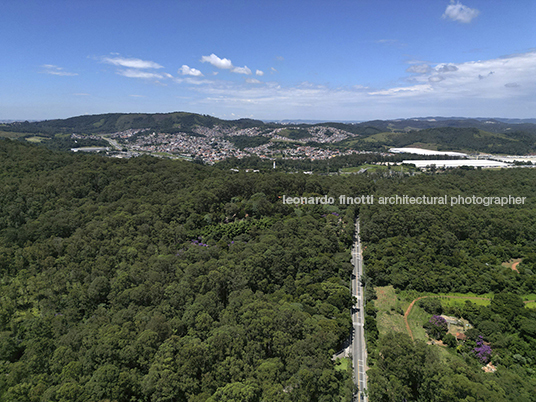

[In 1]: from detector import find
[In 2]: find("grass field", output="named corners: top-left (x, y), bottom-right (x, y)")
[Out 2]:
top-left (374, 286), bottom-right (407, 335)
top-left (340, 164), bottom-right (406, 173)
top-left (406, 303), bottom-right (429, 341)
top-left (25, 136), bottom-right (49, 143)
top-left (439, 297), bottom-right (491, 308)
top-left (361, 132), bottom-right (397, 143)
top-left (334, 357), bottom-right (351, 372)
top-left (436, 292), bottom-right (494, 299)
top-left (0, 131), bottom-right (27, 138)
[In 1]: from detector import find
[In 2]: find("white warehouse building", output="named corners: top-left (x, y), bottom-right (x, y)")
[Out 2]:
top-left (403, 159), bottom-right (510, 168)
top-left (389, 147), bottom-right (468, 157)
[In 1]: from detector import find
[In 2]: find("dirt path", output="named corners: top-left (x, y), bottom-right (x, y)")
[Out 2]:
top-left (404, 297), bottom-right (426, 340)
top-left (511, 261), bottom-right (520, 273)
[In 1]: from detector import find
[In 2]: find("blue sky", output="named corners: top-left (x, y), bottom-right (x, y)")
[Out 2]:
top-left (1, 0), bottom-right (535, 121)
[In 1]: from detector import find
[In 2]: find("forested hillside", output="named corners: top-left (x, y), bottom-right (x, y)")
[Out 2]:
top-left (0, 139), bottom-right (364, 401)
top-left (1, 139), bottom-right (536, 401)
top-left (0, 113), bottom-right (264, 136)
top-left (362, 169), bottom-right (536, 294)
top-left (362, 127), bottom-right (536, 154)
top-left (360, 169), bottom-right (536, 401)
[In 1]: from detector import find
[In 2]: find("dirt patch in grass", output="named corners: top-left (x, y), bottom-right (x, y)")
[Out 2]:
top-left (502, 258), bottom-right (522, 273)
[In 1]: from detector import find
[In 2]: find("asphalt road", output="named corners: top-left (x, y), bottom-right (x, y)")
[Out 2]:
top-left (352, 219), bottom-right (367, 402)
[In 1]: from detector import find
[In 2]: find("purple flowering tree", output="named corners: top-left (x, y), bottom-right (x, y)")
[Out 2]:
top-left (424, 315), bottom-right (448, 340)
top-left (473, 336), bottom-right (492, 363)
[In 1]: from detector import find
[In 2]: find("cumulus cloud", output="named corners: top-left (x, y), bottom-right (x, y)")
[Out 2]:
top-left (103, 57), bottom-right (163, 69)
top-left (406, 64), bottom-right (431, 74)
top-left (200, 54), bottom-right (233, 69)
top-left (102, 51), bottom-right (534, 121)
top-left (429, 75), bottom-right (445, 82)
top-left (200, 53), bottom-right (253, 75)
top-left (442, 1), bottom-right (480, 23)
top-left (435, 63), bottom-right (458, 73)
top-left (41, 64), bottom-right (78, 76)
top-left (256, 70), bottom-right (264, 76)
top-left (232, 66), bottom-right (252, 75)
top-left (184, 50), bottom-right (536, 119)
top-left (393, 51), bottom-right (536, 100)
top-left (179, 65), bottom-right (203, 76)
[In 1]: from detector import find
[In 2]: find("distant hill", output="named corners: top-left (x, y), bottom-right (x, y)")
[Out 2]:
top-left (0, 112), bottom-right (265, 136)
top-left (360, 127), bottom-right (535, 154)
top-left (348, 118), bottom-right (536, 136)
top-left (2, 111), bottom-right (536, 155)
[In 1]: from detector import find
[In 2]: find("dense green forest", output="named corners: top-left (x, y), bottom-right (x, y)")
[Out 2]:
top-left (0, 139), bottom-right (363, 401)
top-left (216, 153), bottom-right (459, 173)
top-left (359, 169), bottom-right (536, 401)
top-left (361, 169), bottom-right (536, 294)
top-left (0, 113), bottom-right (264, 136)
top-left (1, 139), bottom-right (536, 400)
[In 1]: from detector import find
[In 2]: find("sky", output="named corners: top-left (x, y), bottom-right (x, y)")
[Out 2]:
top-left (1, 0), bottom-right (535, 121)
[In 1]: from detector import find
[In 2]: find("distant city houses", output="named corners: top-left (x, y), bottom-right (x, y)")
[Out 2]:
top-left (81, 125), bottom-right (372, 163)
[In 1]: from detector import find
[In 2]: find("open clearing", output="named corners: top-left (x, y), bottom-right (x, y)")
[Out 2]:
top-left (25, 136), bottom-right (49, 143)
top-left (502, 258), bottom-right (522, 273)
top-left (0, 130), bottom-right (27, 138)
top-left (334, 357), bottom-right (351, 372)
top-left (375, 286), bottom-right (413, 336)
top-left (340, 164), bottom-right (405, 173)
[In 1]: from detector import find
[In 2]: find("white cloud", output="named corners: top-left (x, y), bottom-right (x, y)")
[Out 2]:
top-left (103, 57), bottom-right (163, 69)
top-left (200, 54), bottom-right (256, 75)
top-left (270, 67), bottom-right (278, 73)
top-left (256, 70), bottom-right (264, 76)
top-left (184, 78), bottom-right (216, 85)
top-left (392, 51), bottom-right (536, 100)
top-left (442, 1), bottom-right (480, 23)
top-left (41, 64), bottom-right (78, 76)
top-left (246, 78), bottom-right (261, 84)
top-left (406, 64), bottom-right (431, 74)
top-left (184, 51), bottom-right (536, 120)
top-left (368, 84), bottom-right (433, 96)
top-left (429, 75), bottom-right (445, 82)
top-left (179, 65), bottom-right (204, 76)
top-left (117, 69), bottom-right (164, 79)
top-left (232, 66), bottom-right (252, 75)
top-left (130, 94), bottom-right (145, 98)
top-left (200, 54), bottom-right (233, 69)
top-left (435, 63), bottom-right (458, 73)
